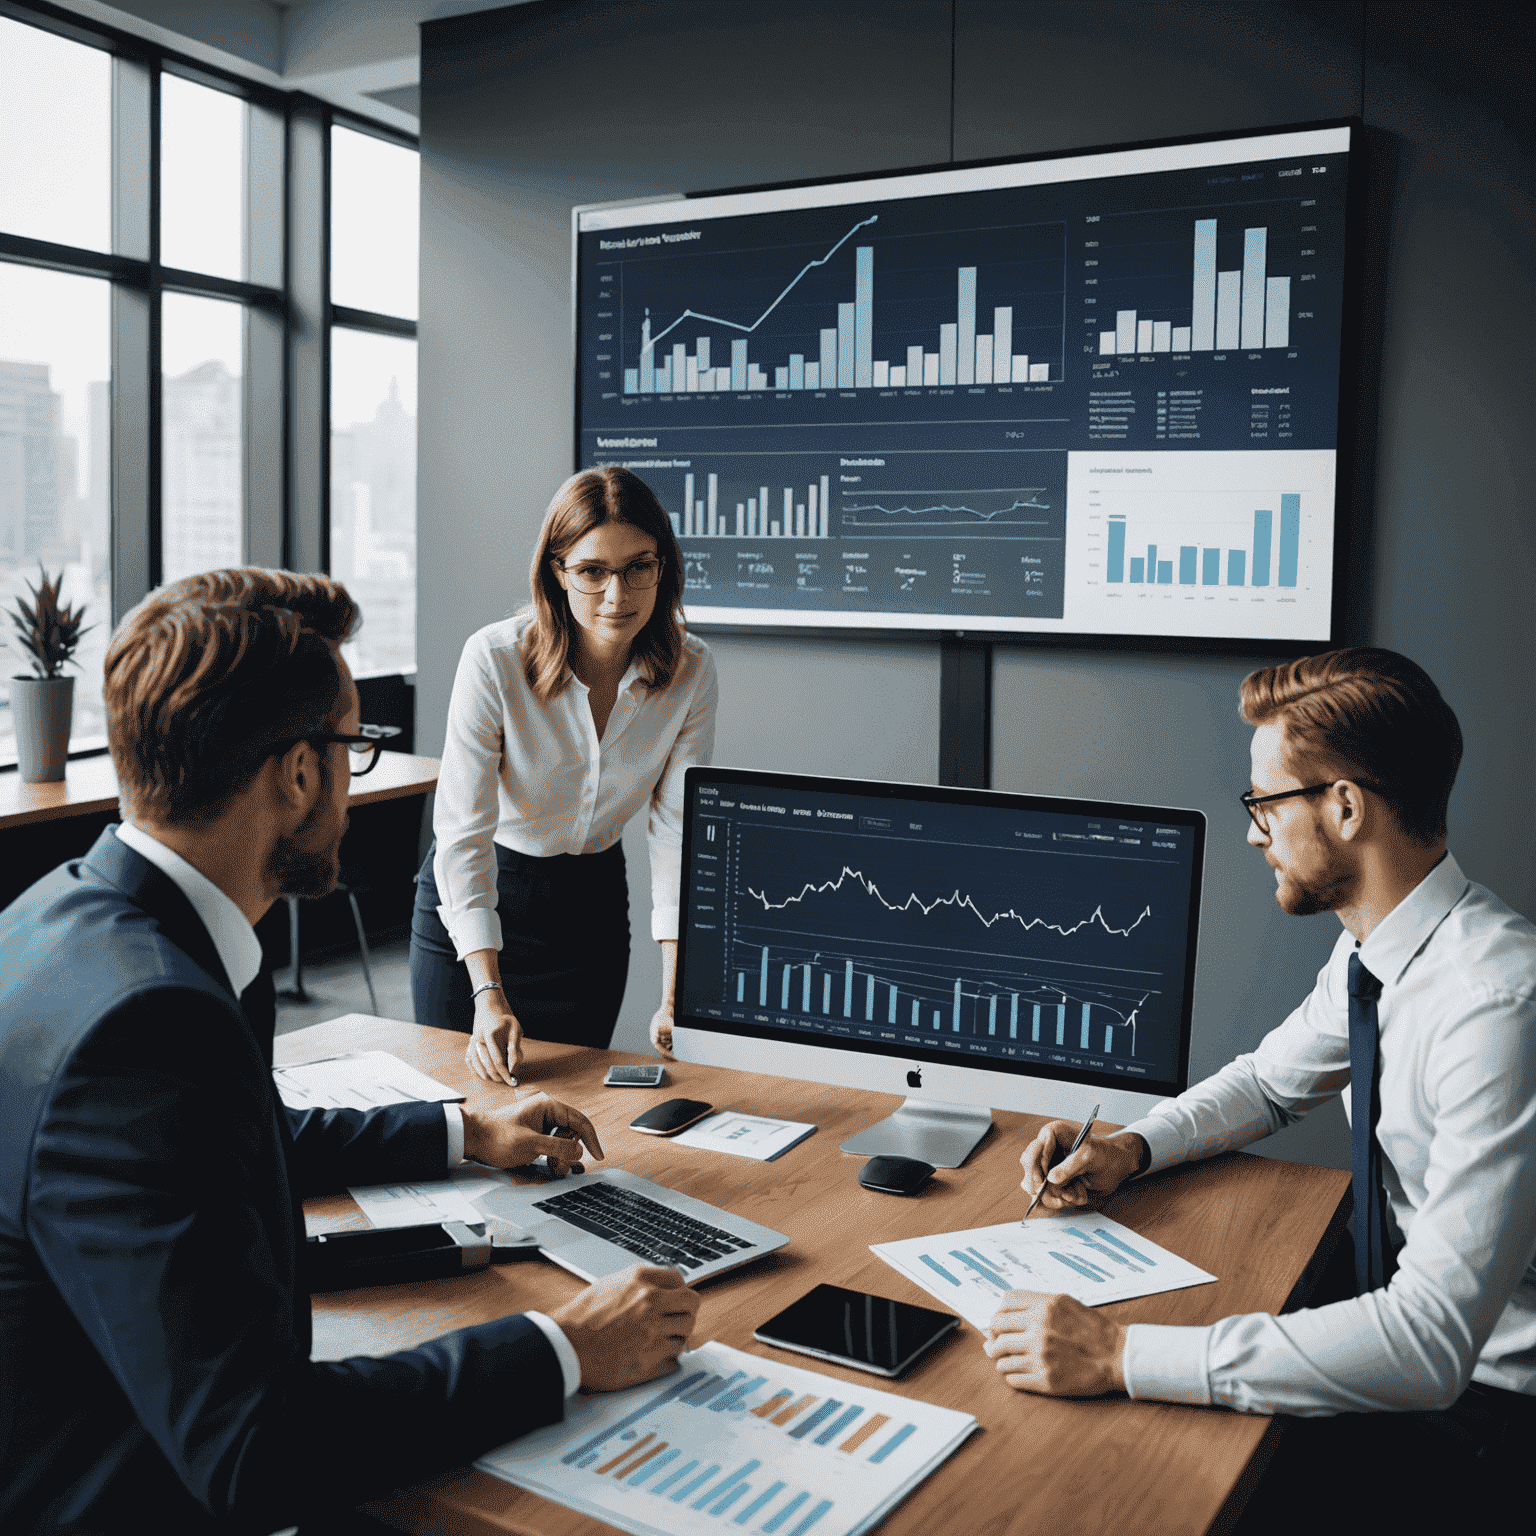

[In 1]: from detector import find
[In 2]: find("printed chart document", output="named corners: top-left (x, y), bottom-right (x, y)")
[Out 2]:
top-left (476, 1340), bottom-right (976, 1536)
top-left (346, 1168), bottom-right (487, 1231)
top-left (872, 1214), bottom-right (1215, 1329)
top-left (272, 1050), bottom-right (463, 1112)
top-left (672, 1112), bottom-right (817, 1162)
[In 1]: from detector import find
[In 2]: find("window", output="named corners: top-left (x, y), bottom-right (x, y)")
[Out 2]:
top-left (329, 124), bottom-right (419, 677)
top-left (0, 17), bottom-right (111, 253)
top-left (161, 294), bottom-right (244, 586)
top-left (331, 329), bottom-right (417, 677)
top-left (330, 125), bottom-right (419, 320)
top-left (0, 6), bottom-right (420, 768)
top-left (160, 73), bottom-right (246, 281)
top-left (0, 266), bottom-right (112, 758)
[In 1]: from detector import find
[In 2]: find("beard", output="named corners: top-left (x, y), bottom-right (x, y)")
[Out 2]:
top-left (267, 759), bottom-right (347, 898)
top-left (1272, 826), bottom-right (1358, 917)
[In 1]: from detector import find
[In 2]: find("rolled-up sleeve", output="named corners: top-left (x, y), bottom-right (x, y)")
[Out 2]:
top-left (646, 647), bottom-right (718, 941)
top-left (432, 639), bottom-right (508, 960)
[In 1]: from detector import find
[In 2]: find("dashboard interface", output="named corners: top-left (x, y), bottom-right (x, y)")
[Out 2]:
top-left (576, 122), bottom-right (1355, 644)
top-left (677, 770), bottom-right (1205, 1099)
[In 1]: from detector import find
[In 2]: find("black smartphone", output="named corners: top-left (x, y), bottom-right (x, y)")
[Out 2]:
top-left (753, 1284), bottom-right (960, 1377)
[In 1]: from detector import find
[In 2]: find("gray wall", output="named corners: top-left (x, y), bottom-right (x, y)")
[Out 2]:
top-left (417, 0), bottom-right (1534, 1171)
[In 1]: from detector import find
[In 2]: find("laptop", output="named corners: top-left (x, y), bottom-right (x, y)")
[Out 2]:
top-left (476, 1168), bottom-right (789, 1284)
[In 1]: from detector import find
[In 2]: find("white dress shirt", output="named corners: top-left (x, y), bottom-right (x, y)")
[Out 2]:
top-left (1120, 854), bottom-right (1536, 1415)
top-left (112, 822), bottom-right (583, 1397)
top-left (432, 614), bottom-right (717, 957)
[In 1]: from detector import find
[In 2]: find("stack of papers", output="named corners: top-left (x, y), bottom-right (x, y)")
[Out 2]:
top-left (477, 1340), bottom-right (976, 1536)
top-left (872, 1213), bottom-right (1215, 1329)
top-left (272, 1050), bottom-right (463, 1111)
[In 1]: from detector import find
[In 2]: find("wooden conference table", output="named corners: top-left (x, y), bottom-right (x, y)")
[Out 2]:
top-left (0, 749), bottom-right (442, 831)
top-left (283, 1016), bottom-right (1351, 1536)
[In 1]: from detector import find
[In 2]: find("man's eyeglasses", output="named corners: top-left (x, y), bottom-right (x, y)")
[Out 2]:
top-left (554, 556), bottom-right (665, 595)
top-left (280, 723), bottom-right (401, 777)
top-left (1240, 777), bottom-right (1385, 832)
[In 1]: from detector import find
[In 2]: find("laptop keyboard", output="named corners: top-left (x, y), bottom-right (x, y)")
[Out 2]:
top-left (532, 1182), bottom-right (759, 1270)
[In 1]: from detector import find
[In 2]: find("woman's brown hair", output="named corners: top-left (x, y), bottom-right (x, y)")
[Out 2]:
top-left (523, 466), bottom-right (686, 700)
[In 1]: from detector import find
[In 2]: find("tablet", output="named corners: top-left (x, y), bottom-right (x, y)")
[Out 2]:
top-left (753, 1284), bottom-right (960, 1377)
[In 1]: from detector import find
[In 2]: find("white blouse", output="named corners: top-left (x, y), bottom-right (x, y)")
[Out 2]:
top-left (431, 614), bottom-right (716, 959)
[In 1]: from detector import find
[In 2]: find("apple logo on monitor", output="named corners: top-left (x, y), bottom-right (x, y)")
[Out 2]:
top-left (907, 1069), bottom-right (922, 1088)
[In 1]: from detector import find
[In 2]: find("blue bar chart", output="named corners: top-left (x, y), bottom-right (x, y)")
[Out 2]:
top-left (1103, 493), bottom-right (1300, 588)
top-left (476, 1342), bottom-right (977, 1536)
top-left (873, 1215), bottom-right (1216, 1329)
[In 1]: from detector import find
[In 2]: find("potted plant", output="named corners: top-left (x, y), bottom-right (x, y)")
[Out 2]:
top-left (6, 564), bottom-right (92, 783)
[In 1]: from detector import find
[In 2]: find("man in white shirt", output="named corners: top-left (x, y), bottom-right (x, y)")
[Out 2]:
top-left (0, 568), bottom-right (699, 1535)
top-left (993, 647), bottom-right (1535, 1523)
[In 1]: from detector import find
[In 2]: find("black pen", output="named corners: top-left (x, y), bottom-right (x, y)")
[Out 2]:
top-left (1024, 1103), bottom-right (1100, 1219)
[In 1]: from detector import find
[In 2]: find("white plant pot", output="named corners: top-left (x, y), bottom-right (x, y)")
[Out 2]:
top-left (11, 674), bottom-right (75, 783)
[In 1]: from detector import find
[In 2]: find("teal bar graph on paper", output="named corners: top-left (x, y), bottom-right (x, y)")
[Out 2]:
top-left (1107, 518), bottom-right (1126, 582)
top-left (1157, 560), bottom-right (1173, 584)
top-left (1129, 557), bottom-right (1145, 583)
top-left (1279, 493), bottom-right (1299, 586)
top-left (1228, 549), bottom-right (1245, 585)
top-left (1202, 548), bottom-right (1220, 585)
top-left (1253, 508), bottom-right (1272, 586)
top-left (1178, 546), bottom-right (1196, 584)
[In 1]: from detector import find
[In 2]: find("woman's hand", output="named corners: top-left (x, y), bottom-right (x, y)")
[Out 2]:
top-left (467, 988), bottom-right (523, 1085)
top-left (648, 1006), bottom-right (675, 1058)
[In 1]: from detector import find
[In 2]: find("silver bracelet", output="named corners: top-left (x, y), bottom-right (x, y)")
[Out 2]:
top-left (470, 980), bottom-right (504, 1002)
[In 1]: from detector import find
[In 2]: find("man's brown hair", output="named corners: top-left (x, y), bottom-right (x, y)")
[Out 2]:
top-left (1239, 647), bottom-right (1462, 843)
top-left (104, 568), bottom-right (359, 824)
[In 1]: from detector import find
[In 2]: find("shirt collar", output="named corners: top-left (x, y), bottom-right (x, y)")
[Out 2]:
top-left (1357, 851), bottom-right (1469, 987)
top-left (115, 822), bottom-right (265, 997)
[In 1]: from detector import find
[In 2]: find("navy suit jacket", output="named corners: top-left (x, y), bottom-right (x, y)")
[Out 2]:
top-left (0, 829), bottom-right (563, 1534)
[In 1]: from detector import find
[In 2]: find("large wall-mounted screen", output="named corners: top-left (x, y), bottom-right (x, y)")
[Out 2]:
top-left (574, 121), bottom-right (1356, 645)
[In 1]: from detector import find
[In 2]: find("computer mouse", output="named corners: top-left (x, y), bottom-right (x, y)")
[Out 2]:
top-left (857, 1155), bottom-right (935, 1195)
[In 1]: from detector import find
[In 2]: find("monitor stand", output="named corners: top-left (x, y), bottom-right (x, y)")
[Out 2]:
top-left (839, 1099), bottom-right (993, 1169)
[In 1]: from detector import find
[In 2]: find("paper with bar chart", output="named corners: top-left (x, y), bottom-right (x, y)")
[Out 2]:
top-left (475, 1341), bottom-right (977, 1536)
top-left (873, 1215), bottom-right (1215, 1328)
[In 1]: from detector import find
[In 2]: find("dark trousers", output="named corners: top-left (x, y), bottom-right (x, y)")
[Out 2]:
top-left (1233, 1241), bottom-right (1529, 1532)
top-left (409, 840), bottom-right (629, 1050)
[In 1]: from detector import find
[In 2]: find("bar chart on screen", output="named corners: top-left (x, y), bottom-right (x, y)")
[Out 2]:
top-left (1082, 179), bottom-right (1335, 362)
top-left (476, 1341), bottom-right (977, 1536)
top-left (611, 210), bottom-right (1066, 401)
top-left (1063, 449), bottom-right (1337, 640)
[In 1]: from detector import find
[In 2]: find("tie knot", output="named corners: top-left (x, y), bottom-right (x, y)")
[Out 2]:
top-left (1348, 953), bottom-right (1383, 1001)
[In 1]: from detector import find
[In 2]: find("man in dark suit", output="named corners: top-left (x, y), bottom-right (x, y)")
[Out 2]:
top-left (0, 568), bottom-right (698, 1534)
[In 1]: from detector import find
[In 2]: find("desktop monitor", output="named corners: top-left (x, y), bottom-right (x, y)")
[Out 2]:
top-left (673, 768), bottom-right (1205, 1166)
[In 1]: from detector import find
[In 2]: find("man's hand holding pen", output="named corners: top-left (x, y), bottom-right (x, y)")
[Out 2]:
top-left (983, 1113), bottom-right (1150, 1398)
top-left (1019, 1120), bottom-right (1150, 1214)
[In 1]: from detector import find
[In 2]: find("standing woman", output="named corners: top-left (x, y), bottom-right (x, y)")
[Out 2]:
top-left (410, 466), bottom-right (715, 1081)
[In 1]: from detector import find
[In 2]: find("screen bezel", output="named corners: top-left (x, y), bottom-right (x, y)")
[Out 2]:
top-left (674, 766), bottom-right (1204, 1104)
top-left (572, 117), bottom-right (1366, 654)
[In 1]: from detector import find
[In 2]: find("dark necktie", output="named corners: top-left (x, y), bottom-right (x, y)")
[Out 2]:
top-left (1348, 953), bottom-right (1393, 1294)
